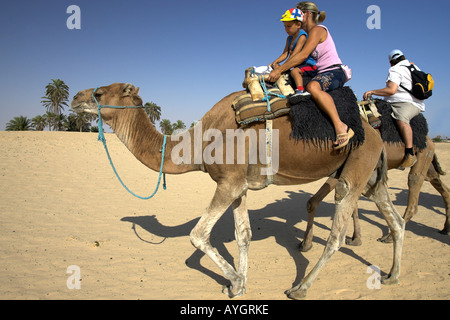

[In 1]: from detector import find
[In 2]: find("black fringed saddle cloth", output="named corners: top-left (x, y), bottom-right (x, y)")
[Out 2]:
top-left (289, 86), bottom-right (429, 150)
top-left (290, 87), bottom-right (364, 148)
top-left (373, 99), bottom-right (428, 150)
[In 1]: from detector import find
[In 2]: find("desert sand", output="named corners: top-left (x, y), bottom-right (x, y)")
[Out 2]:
top-left (0, 131), bottom-right (448, 300)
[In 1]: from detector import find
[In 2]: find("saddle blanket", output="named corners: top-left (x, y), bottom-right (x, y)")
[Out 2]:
top-left (233, 86), bottom-right (428, 150)
top-left (232, 89), bottom-right (290, 125)
top-left (374, 99), bottom-right (428, 150)
top-left (290, 86), bottom-right (364, 148)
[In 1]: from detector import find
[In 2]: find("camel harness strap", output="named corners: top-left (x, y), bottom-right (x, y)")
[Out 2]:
top-left (93, 87), bottom-right (167, 199)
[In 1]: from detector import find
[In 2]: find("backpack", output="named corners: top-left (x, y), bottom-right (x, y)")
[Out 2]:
top-left (400, 64), bottom-right (434, 100)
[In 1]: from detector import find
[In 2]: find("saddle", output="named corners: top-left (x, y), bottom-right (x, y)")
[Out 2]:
top-left (233, 67), bottom-right (294, 125)
top-left (366, 99), bottom-right (429, 150)
top-left (235, 68), bottom-right (429, 150)
top-left (232, 89), bottom-right (290, 125)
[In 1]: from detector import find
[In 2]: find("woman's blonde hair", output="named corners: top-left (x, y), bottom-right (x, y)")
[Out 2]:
top-left (296, 1), bottom-right (326, 23)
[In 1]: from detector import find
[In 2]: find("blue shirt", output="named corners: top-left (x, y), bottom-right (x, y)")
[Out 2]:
top-left (288, 30), bottom-right (316, 67)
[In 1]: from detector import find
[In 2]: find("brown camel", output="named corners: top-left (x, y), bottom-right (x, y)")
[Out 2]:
top-left (301, 137), bottom-right (450, 252)
top-left (71, 82), bottom-right (405, 299)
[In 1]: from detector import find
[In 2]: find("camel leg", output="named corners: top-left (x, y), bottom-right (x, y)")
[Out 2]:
top-left (286, 177), bottom-right (362, 299)
top-left (301, 177), bottom-right (338, 252)
top-left (346, 207), bottom-right (362, 246)
top-left (366, 181), bottom-right (405, 284)
top-left (427, 164), bottom-right (450, 235)
top-left (286, 141), bottom-right (403, 299)
top-left (229, 193), bottom-right (252, 296)
top-left (403, 146), bottom-right (434, 223)
top-left (189, 181), bottom-right (248, 297)
top-left (380, 145), bottom-right (433, 243)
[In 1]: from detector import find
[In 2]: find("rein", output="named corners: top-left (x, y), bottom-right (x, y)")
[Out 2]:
top-left (93, 87), bottom-right (167, 199)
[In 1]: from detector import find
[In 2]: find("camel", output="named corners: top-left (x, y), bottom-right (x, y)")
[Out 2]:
top-left (301, 137), bottom-right (450, 252)
top-left (71, 82), bottom-right (405, 299)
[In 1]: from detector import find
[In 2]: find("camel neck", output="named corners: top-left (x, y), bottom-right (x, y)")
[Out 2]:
top-left (108, 109), bottom-right (200, 174)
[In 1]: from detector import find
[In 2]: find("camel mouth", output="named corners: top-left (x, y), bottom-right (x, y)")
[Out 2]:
top-left (70, 101), bottom-right (96, 114)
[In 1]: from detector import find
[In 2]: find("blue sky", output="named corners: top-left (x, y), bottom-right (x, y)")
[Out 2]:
top-left (1, 0), bottom-right (449, 137)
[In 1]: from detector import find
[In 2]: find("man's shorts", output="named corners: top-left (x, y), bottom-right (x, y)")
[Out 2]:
top-left (390, 101), bottom-right (421, 124)
top-left (309, 68), bottom-right (346, 92)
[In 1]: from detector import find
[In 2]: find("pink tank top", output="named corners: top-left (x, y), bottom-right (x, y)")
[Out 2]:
top-left (313, 25), bottom-right (342, 72)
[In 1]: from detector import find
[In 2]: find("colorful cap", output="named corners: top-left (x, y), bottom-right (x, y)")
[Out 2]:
top-left (389, 49), bottom-right (404, 62)
top-left (280, 8), bottom-right (304, 22)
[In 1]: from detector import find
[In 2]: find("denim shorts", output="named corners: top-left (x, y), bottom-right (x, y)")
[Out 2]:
top-left (310, 68), bottom-right (346, 92)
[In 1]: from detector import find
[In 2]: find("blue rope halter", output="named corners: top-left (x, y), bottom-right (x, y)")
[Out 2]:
top-left (93, 87), bottom-right (167, 199)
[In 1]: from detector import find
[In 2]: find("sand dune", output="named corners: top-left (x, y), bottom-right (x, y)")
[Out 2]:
top-left (0, 131), bottom-right (448, 300)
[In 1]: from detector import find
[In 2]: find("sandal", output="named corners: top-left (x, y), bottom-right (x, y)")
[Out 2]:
top-left (334, 128), bottom-right (355, 150)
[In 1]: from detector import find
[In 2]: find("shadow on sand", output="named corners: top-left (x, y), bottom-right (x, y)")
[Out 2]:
top-left (358, 187), bottom-right (450, 245)
top-left (121, 190), bottom-right (380, 288)
top-left (122, 186), bottom-right (448, 287)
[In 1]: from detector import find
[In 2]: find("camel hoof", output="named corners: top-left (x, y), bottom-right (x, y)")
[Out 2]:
top-left (439, 228), bottom-right (449, 235)
top-left (377, 233), bottom-right (393, 243)
top-left (285, 287), bottom-right (307, 300)
top-left (298, 241), bottom-right (312, 252)
top-left (346, 237), bottom-right (362, 246)
top-left (222, 285), bottom-right (245, 298)
top-left (381, 275), bottom-right (399, 285)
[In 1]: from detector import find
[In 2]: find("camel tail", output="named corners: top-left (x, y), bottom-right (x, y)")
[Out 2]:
top-left (371, 147), bottom-right (389, 196)
top-left (378, 146), bottom-right (389, 188)
top-left (364, 146), bottom-right (389, 198)
top-left (432, 153), bottom-right (446, 176)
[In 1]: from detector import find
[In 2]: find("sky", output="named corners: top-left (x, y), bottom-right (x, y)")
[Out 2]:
top-left (1, 0), bottom-right (449, 137)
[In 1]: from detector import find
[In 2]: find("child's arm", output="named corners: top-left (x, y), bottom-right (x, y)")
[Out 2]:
top-left (268, 26), bottom-right (323, 82)
top-left (284, 34), bottom-right (306, 65)
top-left (269, 37), bottom-right (290, 69)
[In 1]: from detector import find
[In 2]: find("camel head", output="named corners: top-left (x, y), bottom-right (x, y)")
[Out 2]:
top-left (71, 83), bottom-right (143, 119)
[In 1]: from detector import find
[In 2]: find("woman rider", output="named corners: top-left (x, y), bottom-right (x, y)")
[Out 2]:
top-left (268, 1), bottom-right (353, 149)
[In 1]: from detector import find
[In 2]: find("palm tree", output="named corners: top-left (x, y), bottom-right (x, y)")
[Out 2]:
top-left (84, 112), bottom-right (98, 127)
top-left (64, 113), bottom-right (91, 132)
top-left (65, 112), bottom-right (90, 132)
top-left (144, 101), bottom-right (161, 125)
top-left (6, 116), bottom-right (33, 131)
top-left (172, 120), bottom-right (186, 134)
top-left (54, 113), bottom-right (67, 131)
top-left (159, 119), bottom-right (173, 135)
top-left (43, 111), bottom-right (56, 131)
top-left (74, 113), bottom-right (88, 132)
top-left (41, 79), bottom-right (69, 127)
top-left (31, 115), bottom-right (46, 131)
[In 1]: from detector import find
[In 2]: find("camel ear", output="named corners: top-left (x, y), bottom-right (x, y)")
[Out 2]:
top-left (122, 83), bottom-right (135, 96)
top-left (132, 87), bottom-right (142, 105)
